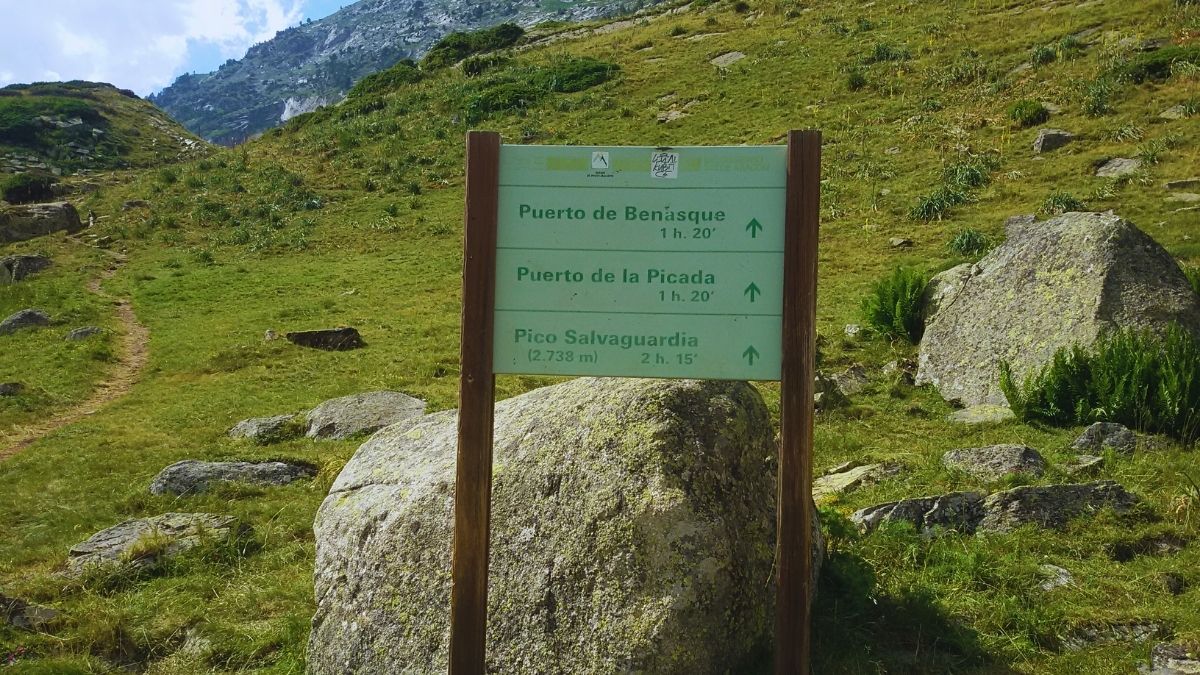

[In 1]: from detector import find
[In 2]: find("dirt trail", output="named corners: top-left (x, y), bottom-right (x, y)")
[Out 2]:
top-left (0, 248), bottom-right (149, 461)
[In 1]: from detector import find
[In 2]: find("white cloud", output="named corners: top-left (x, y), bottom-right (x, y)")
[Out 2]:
top-left (0, 0), bottom-right (304, 96)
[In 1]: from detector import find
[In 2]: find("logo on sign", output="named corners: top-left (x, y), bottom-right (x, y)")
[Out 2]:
top-left (591, 151), bottom-right (610, 170)
top-left (650, 151), bottom-right (679, 179)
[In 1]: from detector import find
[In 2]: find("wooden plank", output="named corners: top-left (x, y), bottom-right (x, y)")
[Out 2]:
top-left (776, 130), bottom-right (821, 675)
top-left (450, 130), bottom-right (501, 675)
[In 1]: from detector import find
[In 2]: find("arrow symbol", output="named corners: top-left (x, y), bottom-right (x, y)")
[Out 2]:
top-left (743, 345), bottom-right (760, 365)
top-left (744, 282), bottom-right (761, 302)
top-left (745, 218), bottom-right (764, 238)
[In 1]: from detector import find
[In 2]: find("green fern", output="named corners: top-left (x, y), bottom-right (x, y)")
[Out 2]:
top-left (861, 267), bottom-right (929, 343)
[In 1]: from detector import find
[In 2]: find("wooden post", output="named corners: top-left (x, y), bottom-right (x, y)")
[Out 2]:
top-left (777, 130), bottom-right (821, 675)
top-left (451, 130), bottom-right (501, 675)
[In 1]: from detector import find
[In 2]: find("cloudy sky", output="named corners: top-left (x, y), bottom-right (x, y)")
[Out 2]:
top-left (0, 0), bottom-right (348, 96)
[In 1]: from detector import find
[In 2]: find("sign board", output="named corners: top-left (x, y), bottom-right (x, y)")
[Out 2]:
top-left (451, 131), bottom-right (821, 675)
top-left (493, 145), bottom-right (786, 380)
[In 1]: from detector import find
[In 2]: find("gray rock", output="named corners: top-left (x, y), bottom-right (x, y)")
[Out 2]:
top-left (1161, 105), bottom-right (1190, 121)
top-left (0, 254), bottom-right (50, 283)
top-left (1142, 642), bottom-right (1200, 674)
top-left (0, 309), bottom-right (50, 335)
top-left (1064, 621), bottom-right (1171, 651)
top-left (814, 462), bottom-right (903, 502)
top-left (947, 405), bottom-right (1016, 425)
top-left (305, 391), bottom-right (426, 440)
top-left (0, 382), bottom-right (23, 397)
top-left (1033, 129), bottom-right (1075, 153)
top-left (228, 414), bottom-right (300, 443)
top-left (942, 444), bottom-right (1046, 481)
top-left (852, 491), bottom-right (985, 535)
top-left (0, 594), bottom-right (59, 631)
top-left (844, 323), bottom-right (864, 338)
top-left (922, 263), bottom-right (975, 324)
top-left (149, 460), bottom-right (316, 495)
top-left (1166, 178), bottom-right (1200, 191)
top-left (0, 202), bottom-right (84, 243)
top-left (309, 378), bottom-right (822, 674)
top-left (889, 237), bottom-right (914, 248)
top-left (285, 327), bottom-right (365, 351)
top-left (67, 513), bottom-right (247, 575)
top-left (978, 480), bottom-right (1139, 533)
top-left (63, 326), bottom-right (103, 342)
top-left (917, 212), bottom-right (1200, 407)
top-left (710, 51), bottom-right (745, 68)
top-left (1096, 157), bottom-right (1143, 177)
top-left (1072, 422), bottom-right (1137, 454)
top-left (831, 364), bottom-right (869, 396)
top-left (1066, 454), bottom-right (1105, 475)
top-left (1038, 564), bottom-right (1073, 591)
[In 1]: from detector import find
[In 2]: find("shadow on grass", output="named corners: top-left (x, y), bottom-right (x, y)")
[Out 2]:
top-left (812, 550), bottom-right (1019, 674)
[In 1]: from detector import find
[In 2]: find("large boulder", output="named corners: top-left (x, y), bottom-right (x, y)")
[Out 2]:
top-left (305, 391), bottom-right (425, 440)
top-left (0, 309), bottom-right (51, 335)
top-left (917, 212), bottom-right (1200, 406)
top-left (149, 460), bottom-right (316, 495)
top-left (0, 254), bottom-right (51, 283)
top-left (0, 202), bottom-right (84, 243)
top-left (309, 378), bottom-right (821, 674)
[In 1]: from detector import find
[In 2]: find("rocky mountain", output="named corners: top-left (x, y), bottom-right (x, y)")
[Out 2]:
top-left (0, 81), bottom-right (204, 176)
top-left (150, 0), bottom-right (661, 145)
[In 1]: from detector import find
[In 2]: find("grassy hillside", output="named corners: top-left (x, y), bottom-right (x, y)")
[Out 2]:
top-left (0, 81), bottom-right (205, 176)
top-left (2, 0), bottom-right (1199, 672)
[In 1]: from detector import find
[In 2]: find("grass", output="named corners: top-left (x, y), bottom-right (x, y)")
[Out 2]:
top-left (2, 0), bottom-right (1200, 671)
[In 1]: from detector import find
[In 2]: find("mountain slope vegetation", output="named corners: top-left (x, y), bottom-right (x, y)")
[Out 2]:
top-left (2, 0), bottom-right (1199, 672)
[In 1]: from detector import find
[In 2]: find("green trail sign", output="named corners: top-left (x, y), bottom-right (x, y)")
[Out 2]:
top-left (492, 144), bottom-right (787, 380)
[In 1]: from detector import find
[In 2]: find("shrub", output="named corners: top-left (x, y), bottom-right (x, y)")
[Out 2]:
top-left (0, 172), bottom-right (56, 204)
top-left (1041, 190), bottom-right (1086, 215)
top-left (861, 267), bottom-right (929, 343)
top-left (948, 228), bottom-right (992, 257)
top-left (348, 62), bottom-right (422, 98)
top-left (936, 50), bottom-right (989, 86)
top-left (909, 185), bottom-right (967, 221)
top-left (1007, 99), bottom-right (1049, 127)
top-left (532, 58), bottom-right (619, 93)
top-left (846, 68), bottom-right (868, 91)
top-left (1030, 45), bottom-right (1057, 66)
top-left (864, 42), bottom-right (911, 64)
top-left (462, 54), bottom-right (509, 78)
top-left (423, 23), bottom-right (524, 69)
top-left (1082, 78), bottom-right (1116, 116)
top-left (1115, 45), bottom-right (1200, 83)
top-left (943, 155), bottom-right (998, 190)
top-left (1000, 324), bottom-right (1200, 444)
top-left (466, 82), bottom-right (543, 121)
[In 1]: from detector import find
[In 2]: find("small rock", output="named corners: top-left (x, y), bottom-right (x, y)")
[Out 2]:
top-left (1159, 573), bottom-right (1188, 597)
top-left (1065, 454), bottom-right (1104, 475)
top-left (306, 391), bottom-right (426, 440)
top-left (889, 237), bottom-right (914, 248)
top-left (852, 491), bottom-right (985, 535)
top-left (1096, 157), bottom-right (1143, 178)
top-left (1033, 129), bottom-right (1075, 153)
top-left (1160, 105), bottom-right (1189, 121)
top-left (942, 444), bottom-right (1046, 482)
top-left (1165, 179), bottom-right (1200, 191)
top-left (67, 513), bottom-right (248, 575)
top-left (1038, 564), bottom-right (1073, 591)
top-left (1072, 422), bottom-right (1137, 454)
top-left (885, 147), bottom-right (901, 155)
top-left (710, 51), bottom-right (746, 68)
top-left (947, 404), bottom-right (1016, 425)
top-left (228, 414), bottom-right (300, 443)
top-left (882, 358), bottom-right (917, 377)
top-left (149, 460), bottom-right (317, 495)
top-left (1108, 533), bottom-right (1188, 562)
top-left (843, 323), bottom-right (864, 338)
top-left (63, 326), bottom-right (103, 341)
top-left (814, 462), bottom-right (903, 502)
top-left (0, 382), bottom-right (23, 397)
top-left (0, 309), bottom-right (51, 335)
top-left (831, 365), bottom-right (870, 396)
top-left (1141, 642), bottom-right (1200, 675)
top-left (0, 594), bottom-right (59, 631)
top-left (1064, 621), bottom-right (1171, 651)
top-left (264, 329), bottom-right (278, 341)
top-left (285, 327), bottom-right (365, 351)
top-left (0, 254), bottom-right (51, 284)
top-left (978, 480), bottom-right (1139, 533)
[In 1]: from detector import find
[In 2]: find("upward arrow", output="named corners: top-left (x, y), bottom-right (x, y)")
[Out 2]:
top-left (744, 282), bottom-right (761, 302)
top-left (742, 345), bottom-right (760, 365)
top-left (746, 218), bottom-right (764, 238)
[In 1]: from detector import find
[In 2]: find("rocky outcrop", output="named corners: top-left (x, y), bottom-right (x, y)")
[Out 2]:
top-left (917, 212), bottom-right (1200, 406)
top-left (67, 513), bottom-right (247, 576)
top-left (309, 378), bottom-right (821, 674)
top-left (1033, 129), bottom-right (1075, 153)
top-left (0, 202), bottom-right (84, 243)
top-left (1142, 642), bottom-right (1200, 674)
top-left (814, 462), bottom-right (903, 502)
top-left (228, 414), bottom-right (300, 443)
top-left (1096, 158), bottom-right (1143, 177)
top-left (851, 492), bottom-right (985, 535)
top-left (0, 309), bottom-right (51, 335)
top-left (1072, 422), bottom-right (1137, 454)
top-left (305, 391), bottom-right (425, 440)
top-left (0, 254), bottom-right (50, 283)
top-left (942, 444), bottom-right (1046, 481)
top-left (149, 460), bottom-right (316, 495)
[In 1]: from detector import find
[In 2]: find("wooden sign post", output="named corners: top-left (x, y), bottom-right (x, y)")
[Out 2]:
top-left (451, 130), bottom-right (821, 674)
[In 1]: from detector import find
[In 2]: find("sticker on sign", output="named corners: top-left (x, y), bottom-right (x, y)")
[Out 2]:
top-left (494, 144), bottom-right (787, 380)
